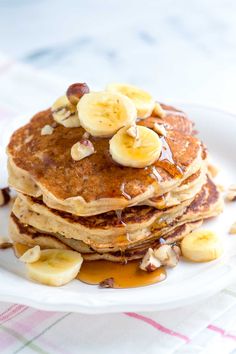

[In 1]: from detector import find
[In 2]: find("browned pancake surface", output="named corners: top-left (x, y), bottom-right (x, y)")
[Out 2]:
top-left (8, 106), bottom-right (200, 202)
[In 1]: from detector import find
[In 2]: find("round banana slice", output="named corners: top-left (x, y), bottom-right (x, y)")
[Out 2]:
top-left (26, 249), bottom-right (83, 286)
top-left (51, 95), bottom-right (80, 128)
top-left (20, 245), bottom-right (41, 263)
top-left (106, 83), bottom-right (155, 119)
top-left (181, 230), bottom-right (224, 262)
top-left (109, 125), bottom-right (162, 168)
top-left (77, 91), bottom-right (137, 137)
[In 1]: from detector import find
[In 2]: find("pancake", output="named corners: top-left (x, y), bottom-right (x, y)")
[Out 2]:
top-left (10, 214), bottom-right (202, 262)
top-left (11, 171), bottom-right (211, 251)
top-left (7, 105), bottom-right (204, 216)
top-left (144, 166), bottom-right (207, 208)
top-left (12, 193), bottom-right (195, 247)
top-left (10, 176), bottom-right (223, 257)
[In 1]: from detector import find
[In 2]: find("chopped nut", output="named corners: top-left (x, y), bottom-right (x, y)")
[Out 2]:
top-left (153, 122), bottom-right (167, 137)
top-left (208, 164), bottom-right (219, 178)
top-left (126, 125), bottom-right (139, 139)
top-left (154, 244), bottom-right (179, 268)
top-left (71, 139), bottom-right (95, 161)
top-left (52, 95), bottom-right (80, 128)
top-left (54, 111), bottom-right (80, 128)
top-left (24, 135), bottom-right (33, 144)
top-left (0, 241), bottom-right (13, 249)
top-left (0, 187), bottom-right (11, 207)
top-left (82, 131), bottom-right (90, 139)
top-left (140, 248), bottom-right (161, 272)
top-left (229, 221), bottom-right (236, 234)
top-left (66, 83), bottom-right (90, 105)
top-left (152, 102), bottom-right (166, 118)
top-left (19, 245), bottom-right (41, 263)
top-left (99, 277), bottom-right (114, 288)
top-left (41, 125), bottom-right (54, 136)
top-left (172, 245), bottom-right (181, 257)
top-left (226, 185), bottom-right (236, 202)
top-left (51, 121), bottom-right (58, 128)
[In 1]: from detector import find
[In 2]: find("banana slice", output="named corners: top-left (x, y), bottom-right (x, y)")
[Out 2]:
top-left (77, 91), bottom-right (136, 137)
top-left (20, 245), bottom-right (41, 263)
top-left (181, 230), bottom-right (224, 262)
top-left (109, 125), bottom-right (162, 168)
top-left (51, 95), bottom-right (80, 128)
top-left (106, 83), bottom-right (155, 119)
top-left (26, 249), bottom-right (83, 286)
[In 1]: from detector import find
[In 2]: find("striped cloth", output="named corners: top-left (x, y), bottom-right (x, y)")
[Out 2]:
top-left (1, 54), bottom-right (236, 354)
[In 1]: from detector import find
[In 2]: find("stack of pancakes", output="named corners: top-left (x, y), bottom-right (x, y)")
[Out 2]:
top-left (7, 103), bottom-right (223, 262)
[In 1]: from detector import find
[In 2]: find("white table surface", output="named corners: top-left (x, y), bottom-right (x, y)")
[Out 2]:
top-left (0, 0), bottom-right (236, 113)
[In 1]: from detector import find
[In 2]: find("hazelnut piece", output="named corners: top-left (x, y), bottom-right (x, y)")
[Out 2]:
top-left (0, 243), bottom-right (12, 249)
top-left (140, 248), bottom-right (161, 272)
top-left (71, 139), bottom-right (95, 161)
top-left (152, 102), bottom-right (166, 118)
top-left (153, 122), bottom-right (167, 137)
top-left (66, 83), bottom-right (90, 105)
top-left (41, 125), bottom-right (54, 136)
top-left (126, 125), bottom-right (139, 139)
top-left (99, 277), bottom-right (114, 288)
top-left (226, 185), bottom-right (236, 202)
top-left (154, 244), bottom-right (179, 268)
top-left (0, 187), bottom-right (11, 207)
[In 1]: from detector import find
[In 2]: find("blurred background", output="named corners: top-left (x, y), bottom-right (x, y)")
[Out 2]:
top-left (0, 0), bottom-right (236, 113)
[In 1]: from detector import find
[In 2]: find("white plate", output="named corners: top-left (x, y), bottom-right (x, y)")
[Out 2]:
top-left (0, 104), bottom-right (236, 314)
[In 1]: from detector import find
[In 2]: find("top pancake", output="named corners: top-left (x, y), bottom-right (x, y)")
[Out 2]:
top-left (7, 104), bottom-right (203, 216)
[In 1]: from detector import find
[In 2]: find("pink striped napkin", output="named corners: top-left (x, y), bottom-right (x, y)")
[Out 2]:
top-left (1, 54), bottom-right (236, 354)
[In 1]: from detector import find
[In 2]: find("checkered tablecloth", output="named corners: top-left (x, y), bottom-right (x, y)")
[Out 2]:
top-left (1, 54), bottom-right (236, 354)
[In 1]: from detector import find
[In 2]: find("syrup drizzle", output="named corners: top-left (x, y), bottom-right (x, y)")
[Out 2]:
top-left (115, 210), bottom-right (126, 226)
top-left (155, 136), bottom-right (183, 179)
top-left (149, 166), bottom-right (163, 183)
top-left (77, 260), bottom-right (166, 288)
top-left (120, 182), bottom-right (131, 200)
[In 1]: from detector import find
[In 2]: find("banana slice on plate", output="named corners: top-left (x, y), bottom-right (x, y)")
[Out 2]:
top-left (26, 249), bottom-right (83, 286)
top-left (20, 245), bottom-right (41, 263)
top-left (106, 83), bottom-right (155, 119)
top-left (77, 91), bottom-right (137, 137)
top-left (51, 95), bottom-right (80, 128)
top-left (181, 230), bottom-right (224, 262)
top-left (109, 125), bottom-right (162, 168)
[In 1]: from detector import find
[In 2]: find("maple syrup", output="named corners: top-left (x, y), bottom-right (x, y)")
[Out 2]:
top-left (149, 166), bottom-right (163, 182)
top-left (120, 182), bottom-right (131, 200)
top-left (13, 243), bottom-right (166, 288)
top-left (13, 242), bottom-right (30, 258)
top-left (115, 210), bottom-right (126, 226)
top-left (155, 136), bottom-right (183, 178)
top-left (77, 260), bottom-right (166, 288)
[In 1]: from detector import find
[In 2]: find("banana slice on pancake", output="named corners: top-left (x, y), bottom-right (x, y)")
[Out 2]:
top-left (109, 125), bottom-right (162, 168)
top-left (26, 249), bottom-right (83, 286)
top-left (77, 91), bottom-right (137, 137)
top-left (51, 95), bottom-right (80, 128)
top-left (106, 83), bottom-right (155, 119)
top-left (181, 230), bottom-right (224, 262)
